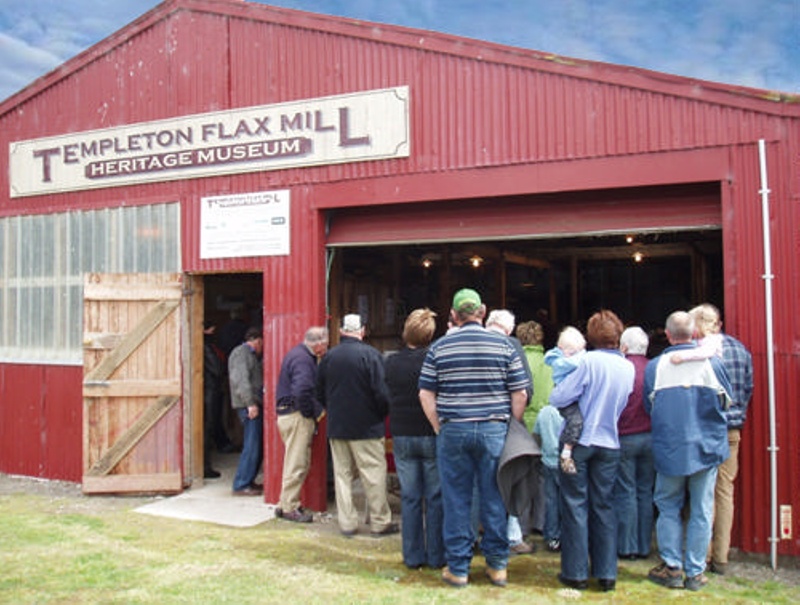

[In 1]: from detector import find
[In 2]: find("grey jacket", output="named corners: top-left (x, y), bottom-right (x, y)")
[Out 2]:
top-left (228, 342), bottom-right (263, 409)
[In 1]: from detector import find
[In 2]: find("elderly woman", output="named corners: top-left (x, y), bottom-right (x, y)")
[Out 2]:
top-left (549, 310), bottom-right (635, 593)
top-left (385, 308), bottom-right (444, 569)
top-left (615, 326), bottom-right (655, 560)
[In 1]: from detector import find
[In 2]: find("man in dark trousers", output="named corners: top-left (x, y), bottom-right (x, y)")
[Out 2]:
top-left (228, 326), bottom-right (264, 496)
top-left (316, 314), bottom-right (396, 537)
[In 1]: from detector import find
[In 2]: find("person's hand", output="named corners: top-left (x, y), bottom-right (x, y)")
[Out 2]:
top-left (247, 405), bottom-right (260, 420)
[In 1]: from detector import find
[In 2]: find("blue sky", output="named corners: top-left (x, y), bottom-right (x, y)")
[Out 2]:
top-left (1, 0), bottom-right (798, 102)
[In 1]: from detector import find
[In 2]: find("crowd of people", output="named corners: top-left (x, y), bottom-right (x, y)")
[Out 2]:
top-left (211, 290), bottom-right (752, 594)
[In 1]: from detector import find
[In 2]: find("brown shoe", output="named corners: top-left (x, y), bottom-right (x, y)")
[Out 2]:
top-left (684, 573), bottom-right (709, 591)
top-left (648, 562), bottom-right (684, 588)
top-left (486, 567), bottom-right (508, 587)
top-left (510, 541), bottom-right (535, 555)
top-left (442, 567), bottom-right (468, 588)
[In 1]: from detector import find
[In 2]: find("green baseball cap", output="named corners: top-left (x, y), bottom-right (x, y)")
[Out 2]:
top-left (452, 288), bottom-right (482, 313)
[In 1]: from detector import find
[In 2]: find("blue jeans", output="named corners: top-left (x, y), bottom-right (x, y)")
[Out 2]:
top-left (542, 464), bottom-right (561, 542)
top-left (654, 467), bottom-right (718, 578)
top-left (559, 444), bottom-right (620, 581)
top-left (614, 432), bottom-right (655, 556)
top-left (393, 435), bottom-right (445, 568)
top-left (233, 407), bottom-right (263, 491)
top-left (437, 420), bottom-right (509, 576)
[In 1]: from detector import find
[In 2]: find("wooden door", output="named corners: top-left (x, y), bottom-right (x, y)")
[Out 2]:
top-left (82, 273), bottom-right (183, 494)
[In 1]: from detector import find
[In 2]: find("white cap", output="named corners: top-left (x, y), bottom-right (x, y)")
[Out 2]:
top-left (342, 314), bottom-right (363, 333)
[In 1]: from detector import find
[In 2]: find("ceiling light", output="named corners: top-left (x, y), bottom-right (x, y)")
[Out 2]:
top-left (469, 255), bottom-right (483, 268)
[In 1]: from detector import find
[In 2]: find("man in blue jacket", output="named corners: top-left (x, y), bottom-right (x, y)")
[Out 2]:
top-left (274, 326), bottom-right (329, 523)
top-left (644, 311), bottom-right (732, 592)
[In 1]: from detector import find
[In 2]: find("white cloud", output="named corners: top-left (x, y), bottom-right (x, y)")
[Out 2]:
top-left (0, 32), bottom-right (63, 94)
top-left (0, 31), bottom-right (61, 70)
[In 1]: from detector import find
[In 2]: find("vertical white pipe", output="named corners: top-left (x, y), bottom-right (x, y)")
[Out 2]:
top-left (758, 139), bottom-right (779, 570)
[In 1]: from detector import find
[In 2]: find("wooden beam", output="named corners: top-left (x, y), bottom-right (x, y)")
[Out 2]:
top-left (188, 275), bottom-right (205, 484)
top-left (82, 473), bottom-right (182, 495)
top-left (537, 242), bottom-right (695, 261)
top-left (86, 395), bottom-right (180, 476)
top-left (85, 299), bottom-right (179, 382)
top-left (84, 284), bottom-right (183, 301)
top-left (83, 380), bottom-right (181, 398)
top-left (503, 251), bottom-right (551, 269)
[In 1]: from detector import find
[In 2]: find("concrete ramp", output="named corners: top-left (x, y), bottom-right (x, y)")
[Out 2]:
top-left (134, 453), bottom-right (274, 528)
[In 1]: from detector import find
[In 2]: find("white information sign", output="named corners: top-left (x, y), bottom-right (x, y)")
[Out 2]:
top-left (9, 86), bottom-right (409, 197)
top-left (200, 189), bottom-right (290, 259)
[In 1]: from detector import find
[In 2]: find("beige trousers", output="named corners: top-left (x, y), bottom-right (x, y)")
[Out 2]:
top-left (710, 428), bottom-right (741, 564)
top-left (277, 412), bottom-right (316, 512)
top-left (329, 437), bottom-right (392, 533)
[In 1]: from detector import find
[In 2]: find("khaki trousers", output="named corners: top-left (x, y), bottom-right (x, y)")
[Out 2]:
top-left (277, 412), bottom-right (316, 512)
top-left (710, 428), bottom-right (741, 564)
top-left (329, 437), bottom-right (392, 533)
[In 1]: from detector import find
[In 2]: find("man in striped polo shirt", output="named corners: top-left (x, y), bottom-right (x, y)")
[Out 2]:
top-left (419, 288), bottom-right (528, 589)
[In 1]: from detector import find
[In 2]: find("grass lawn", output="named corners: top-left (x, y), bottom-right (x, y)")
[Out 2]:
top-left (1, 479), bottom-right (798, 604)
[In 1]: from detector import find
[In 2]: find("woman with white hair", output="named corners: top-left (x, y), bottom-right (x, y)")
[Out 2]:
top-left (614, 326), bottom-right (655, 560)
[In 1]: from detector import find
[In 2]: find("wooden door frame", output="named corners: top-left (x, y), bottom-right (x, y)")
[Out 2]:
top-left (185, 273), bottom-right (205, 486)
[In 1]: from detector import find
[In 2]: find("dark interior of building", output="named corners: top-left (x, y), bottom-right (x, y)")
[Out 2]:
top-left (331, 229), bottom-right (723, 354)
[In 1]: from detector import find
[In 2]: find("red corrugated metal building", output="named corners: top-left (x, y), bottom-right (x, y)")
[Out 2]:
top-left (0, 0), bottom-right (798, 561)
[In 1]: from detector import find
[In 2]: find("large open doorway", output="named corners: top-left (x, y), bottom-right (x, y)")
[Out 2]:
top-left (327, 229), bottom-right (723, 354)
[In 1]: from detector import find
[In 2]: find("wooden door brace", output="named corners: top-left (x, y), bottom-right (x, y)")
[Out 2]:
top-left (86, 395), bottom-right (180, 476)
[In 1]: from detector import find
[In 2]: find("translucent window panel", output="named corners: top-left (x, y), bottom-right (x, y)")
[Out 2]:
top-left (125, 204), bottom-right (170, 272)
top-left (0, 203), bottom-right (180, 364)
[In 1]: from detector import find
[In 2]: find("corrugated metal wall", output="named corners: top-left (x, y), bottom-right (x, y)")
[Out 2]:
top-left (0, 365), bottom-right (83, 480)
top-left (0, 0), bottom-right (797, 555)
top-left (724, 138), bottom-right (800, 558)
